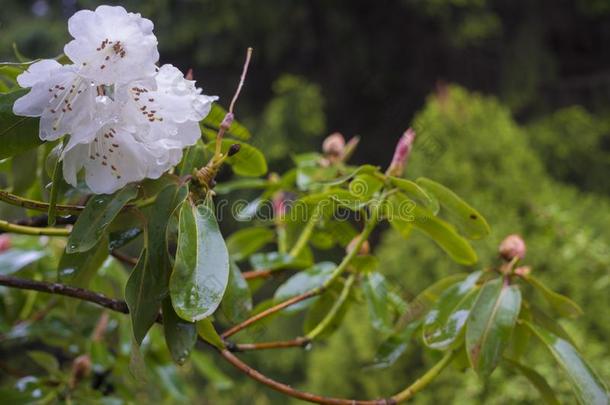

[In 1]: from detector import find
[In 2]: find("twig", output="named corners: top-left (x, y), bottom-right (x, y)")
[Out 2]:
top-left (306, 274), bottom-right (356, 340)
top-left (229, 337), bottom-right (310, 352)
top-left (242, 269), bottom-right (273, 280)
top-left (0, 190), bottom-right (84, 214)
top-left (221, 290), bottom-right (318, 339)
top-left (111, 250), bottom-right (138, 266)
top-left (0, 275), bottom-right (454, 405)
top-left (229, 47), bottom-right (253, 114)
top-left (0, 220), bottom-right (70, 236)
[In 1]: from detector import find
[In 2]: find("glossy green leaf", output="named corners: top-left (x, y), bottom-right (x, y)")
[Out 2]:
top-left (66, 184), bottom-right (139, 253)
top-left (505, 358), bottom-right (560, 405)
top-left (0, 89), bottom-right (42, 159)
top-left (177, 141), bottom-right (207, 176)
top-left (170, 201), bottom-right (230, 322)
top-left (362, 272), bottom-right (393, 333)
top-left (466, 278), bottom-right (521, 376)
top-left (296, 165), bottom-right (339, 190)
top-left (423, 271), bottom-right (482, 350)
top-left (206, 140), bottom-right (267, 177)
top-left (524, 275), bottom-right (583, 318)
top-left (0, 249), bottom-right (44, 275)
top-left (162, 298), bottom-right (197, 365)
top-left (401, 273), bottom-right (468, 323)
top-left (58, 237), bottom-right (108, 288)
top-left (226, 227), bottom-right (275, 261)
top-left (249, 251), bottom-right (312, 271)
top-left (273, 262), bottom-right (336, 312)
top-left (411, 201), bottom-right (478, 265)
top-left (196, 318), bottom-right (225, 349)
top-left (525, 322), bottom-right (608, 405)
top-left (214, 178), bottom-right (271, 194)
top-left (219, 260), bottom-right (252, 323)
top-left (389, 176), bottom-right (439, 213)
top-left (371, 321), bottom-right (421, 369)
top-left (507, 304), bottom-right (533, 360)
top-left (124, 184), bottom-right (188, 344)
top-left (349, 173), bottom-right (383, 200)
top-left (416, 177), bottom-right (490, 239)
top-left (385, 192), bottom-right (415, 239)
top-left (530, 305), bottom-right (577, 346)
top-left (124, 249), bottom-right (152, 344)
top-left (27, 351), bottom-right (60, 376)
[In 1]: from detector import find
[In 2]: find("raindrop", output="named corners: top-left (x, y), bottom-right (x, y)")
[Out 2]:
top-left (304, 342), bottom-right (313, 351)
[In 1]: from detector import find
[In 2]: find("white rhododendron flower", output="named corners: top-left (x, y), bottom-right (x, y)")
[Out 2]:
top-left (12, 6), bottom-right (218, 194)
top-left (65, 5), bottom-right (159, 84)
top-left (61, 64), bottom-right (217, 194)
top-left (12, 59), bottom-right (101, 142)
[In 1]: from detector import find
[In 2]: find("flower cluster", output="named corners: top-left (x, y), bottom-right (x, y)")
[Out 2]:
top-left (13, 5), bottom-right (217, 194)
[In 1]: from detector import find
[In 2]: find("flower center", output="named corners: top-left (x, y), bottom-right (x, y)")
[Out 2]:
top-left (92, 38), bottom-right (126, 70)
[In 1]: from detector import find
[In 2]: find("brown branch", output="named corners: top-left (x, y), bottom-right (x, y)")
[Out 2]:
top-left (0, 275), bottom-right (128, 314)
top-left (242, 269), bottom-right (273, 280)
top-left (229, 337), bottom-right (310, 352)
top-left (221, 290), bottom-right (319, 339)
top-left (0, 275), bottom-right (452, 405)
top-left (110, 250), bottom-right (138, 266)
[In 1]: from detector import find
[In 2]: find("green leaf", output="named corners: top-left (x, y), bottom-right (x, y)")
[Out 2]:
top-left (466, 278), bottom-right (521, 376)
top-left (196, 318), bottom-right (225, 349)
top-left (273, 262), bottom-right (335, 312)
top-left (27, 351), bottom-right (60, 376)
top-left (203, 103), bottom-right (251, 140)
top-left (214, 178), bottom-right (271, 194)
top-left (162, 298), bottom-right (197, 365)
top-left (226, 227), bottom-right (275, 261)
top-left (296, 165), bottom-right (339, 190)
top-left (416, 177), bottom-right (490, 239)
top-left (170, 201), bottom-right (230, 322)
top-left (411, 201), bottom-right (478, 265)
top-left (389, 176), bottom-right (439, 213)
top-left (525, 322), bottom-right (608, 405)
top-left (124, 249), bottom-right (152, 344)
top-left (0, 249), bottom-right (44, 275)
top-left (507, 304), bottom-right (533, 360)
top-left (219, 261), bottom-right (252, 323)
top-left (66, 184), bottom-right (139, 253)
top-left (530, 305), bottom-right (577, 346)
top-left (362, 272), bottom-right (393, 333)
top-left (58, 237), bottom-right (108, 288)
top-left (249, 251), bottom-right (313, 271)
top-left (205, 140), bottom-right (267, 177)
top-left (423, 271), bottom-right (481, 350)
top-left (371, 321), bottom-right (421, 369)
top-left (177, 141), bottom-right (208, 176)
top-left (349, 173), bottom-right (383, 200)
top-left (11, 149), bottom-right (38, 195)
top-left (401, 273), bottom-right (469, 322)
top-left (524, 275), bottom-right (583, 318)
top-left (0, 89), bottom-right (42, 159)
top-left (385, 192), bottom-right (415, 239)
top-left (348, 255), bottom-right (379, 273)
top-left (504, 359), bottom-right (560, 405)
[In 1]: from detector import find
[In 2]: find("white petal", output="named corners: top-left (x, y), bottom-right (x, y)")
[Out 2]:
top-left (64, 5), bottom-right (159, 85)
top-left (16, 59), bottom-right (62, 88)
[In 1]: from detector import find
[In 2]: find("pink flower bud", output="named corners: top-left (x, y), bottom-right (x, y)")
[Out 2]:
top-left (386, 128), bottom-right (416, 177)
top-left (272, 192), bottom-right (288, 221)
top-left (322, 133), bottom-right (345, 157)
top-left (499, 234), bottom-right (526, 261)
top-left (0, 235), bottom-right (10, 252)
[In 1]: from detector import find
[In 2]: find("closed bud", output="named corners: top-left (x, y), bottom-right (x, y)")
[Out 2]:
top-left (70, 354), bottom-right (92, 388)
top-left (322, 132), bottom-right (345, 157)
top-left (386, 128), bottom-right (416, 177)
top-left (346, 236), bottom-right (370, 256)
top-left (499, 234), bottom-right (526, 261)
top-left (342, 136), bottom-right (360, 162)
top-left (228, 143), bottom-right (241, 156)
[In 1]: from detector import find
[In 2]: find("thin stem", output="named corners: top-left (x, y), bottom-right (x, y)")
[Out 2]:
top-left (0, 220), bottom-right (70, 236)
top-left (229, 47), bottom-right (253, 114)
top-left (0, 274), bottom-right (452, 405)
top-left (391, 349), bottom-right (457, 402)
top-left (306, 274), bottom-right (356, 340)
top-left (288, 205), bottom-right (320, 257)
top-left (0, 190), bottom-right (84, 214)
top-left (242, 269), bottom-right (273, 280)
top-left (229, 337), bottom-right (310, 352)
top-left (221, 290), bottom-right (318, 339)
